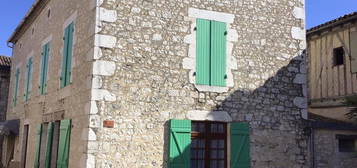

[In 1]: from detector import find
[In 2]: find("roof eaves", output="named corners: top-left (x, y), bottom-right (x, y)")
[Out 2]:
top-left (307, 12), bottom-right (357, 37)
top-left (7, 0), bottom-right (50, 44)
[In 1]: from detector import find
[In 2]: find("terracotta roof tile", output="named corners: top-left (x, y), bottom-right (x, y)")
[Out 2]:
top-left (0, 56), bottom-right (11, 67)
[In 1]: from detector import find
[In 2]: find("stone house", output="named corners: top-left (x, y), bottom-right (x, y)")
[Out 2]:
top-left (6, 0), bottom-right (308, 167)
top-left (0, 55), bottom-right (11, 166)
top-left (306, 12), bottom-right (357, 168)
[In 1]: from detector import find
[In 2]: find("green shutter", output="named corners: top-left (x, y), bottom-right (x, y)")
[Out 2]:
top-left (45, 122), bottom-right (54, 168)
top-left (56, 120), bottom-right (71, 168)
top-left (25, 58), bottom-right (32, 101)
top-left (40, 43), bottom-right (50, 94)
top-left (60, 26), bottom-right (69, 88)
top-left (196, 19), bottom-right (211, 85)
top-left (13, 68), bottom-right (20, 106)
top-left (65, 23), bottom-right (74, 86)
top-left (350, 31), bottom-right (357, 73)
top-left (168, 120), bottom-right (191, 168)
top-left (34, 124), bottom-right (42, 168)
top-left (61, 23), bottom-right (74, 88)
top-left (210, 21), bottom-right (227, 86)
top-left (231, 123), bottom-right (251, 168)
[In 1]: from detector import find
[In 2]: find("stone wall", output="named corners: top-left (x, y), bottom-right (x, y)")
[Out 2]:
top-left (89, 0), bottom-right (308, 167)
top-left (0, 68), bottom-right (10, 121)
top-left (7, 0), bottom-right (96, 167)
top-left (313, 129), bottom-right (357, 168)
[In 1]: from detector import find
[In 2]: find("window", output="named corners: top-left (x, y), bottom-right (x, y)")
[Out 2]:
top-left (337, 135), bottom-right (357, 152)
top-left (60, 22), bottom-right (74, 88)
top-left (34, 120), bottom-right (71, 168)
top-left (168, 120), bottom-right (251, 168)
top-left (333, 47), bottom-right (344, 66)
top-left (40, 43), bottom-right (50, 95)
top-left (24, 57), bottom-right (33, 101)
top-left (13, 68), bottom-right (20, 106)
top-left (196, 19), bottom-right (227, 87)
top-left (191, 122), bottom-right (227, 168)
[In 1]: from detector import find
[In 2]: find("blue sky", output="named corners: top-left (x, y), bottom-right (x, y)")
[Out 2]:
top-left (0, 0), bottom-right (357, 56)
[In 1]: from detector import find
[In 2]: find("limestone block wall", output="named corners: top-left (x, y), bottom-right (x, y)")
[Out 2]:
top-left (89, 0), bottom-right (308, 167)
top-left (7, 0), bottom-right (97, 167)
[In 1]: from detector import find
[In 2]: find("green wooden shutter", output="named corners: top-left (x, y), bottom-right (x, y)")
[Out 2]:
top-left (168, 120), bottom-right (191, 168)
top-left (231, 123), bottom-right (251, 168)
top-left (210, 21), bottom-right (227, 86)
top-left (45, 122), bottom-right (54, 168)
top-left (350, 31), bottom-right (357, 73)
top-left (40, 43), bottom-right (50, 94)
top-left (65, 23), bottom-right (74, 86)
top-left (13, 68), bottom-right (20, 106)
top-left (196, 19), bottom-right (211, 85)
top-left (34, 124), bottom-right (42, 168)
top-left (61, 23), bottom-right (74, 88)
top-left (56, 120), bottom-right (71, 168)
top-left (61, 26), bottom-right (69, 88)
top-left (25, 58), bottom-right (32, 101)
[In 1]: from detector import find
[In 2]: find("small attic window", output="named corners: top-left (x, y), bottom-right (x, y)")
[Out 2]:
top-left (333, 47), bottom-right (344, 66)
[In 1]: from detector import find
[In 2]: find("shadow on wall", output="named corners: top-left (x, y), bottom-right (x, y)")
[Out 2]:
top-left (162, 52), bottom-right (309, 168)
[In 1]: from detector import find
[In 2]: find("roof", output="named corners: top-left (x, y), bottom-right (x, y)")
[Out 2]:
top-left (0, 56), bottom-right (11, 67)
top-left (8, 0), bottom-right (50, 44)
top-left (308, 113), bottom-right (357, 131)
top-left (307, 12), bottom-right (357, 36)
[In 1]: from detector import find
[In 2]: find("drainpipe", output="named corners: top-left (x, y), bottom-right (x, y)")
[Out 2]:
top-left (310, 127), bottom-right (315, 168)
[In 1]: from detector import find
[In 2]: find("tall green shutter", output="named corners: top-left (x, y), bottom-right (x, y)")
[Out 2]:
top-left (196, 19), bottom-right (227, 87)
top-left (57, 120), bottom-right (71, 168)
top-left (25, 57), bottom-right (33, 101)
top-left (168, 120), bottom-right (191, 168)
top-left (13, 68), bottom-right (20, 106)
top-left (40, 43), bottom-right (50, 94)
top-left (61, 22), bottom-right (74, 88)
top-left (350, 31), bottom-right (357, 73)
top-left (196, 19), bottom-right (211, 85)
top-left (231, 123), bottom-right (251, 168)
top-left (34, 125), bottom-right (42, 168)
top-left (210, 21), bottom-right (227, 86)
top-left (45, 122), bottom-right (54, 168)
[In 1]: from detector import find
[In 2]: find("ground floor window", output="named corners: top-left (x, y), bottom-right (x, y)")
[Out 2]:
top-left (337, 135), bottom-right (357, 152)
top-left (191, 122), bottom-right (227, 168)
top-left (168, 119), bottom-right (250, 168)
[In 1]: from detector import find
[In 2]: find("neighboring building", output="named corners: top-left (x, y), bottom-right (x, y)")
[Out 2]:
top-left (0, 55), bottom-right (11, 121)
top-left (6, 0), bottom-right (308, 168)
top-left (307, 12), bottom-right (357, 168)
top-left (0, 55), bottom-right (11, 167)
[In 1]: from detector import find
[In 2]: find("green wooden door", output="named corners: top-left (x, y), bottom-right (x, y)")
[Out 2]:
top-left (231, 123), bottom-right (251, 168)
top-left (45, 122), bottom-right (54, 168)
top-left (168, 120), bottom-right (191, 168)
top-left (34, 125), bottom-right (42, 168)
top-left (56, 120), bottom-right (71, 168)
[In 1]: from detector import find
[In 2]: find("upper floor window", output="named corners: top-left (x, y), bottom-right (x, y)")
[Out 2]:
top-left (333, 47), bottom-right (344, 66)
top-left (40, 43), bottom-right (50, 95)
top-left (60, 22), bottom-right (74, 88)
top-left (24, 57), bottom-right (33, 101)
top-left (196, 19), bottom-right (227, 87)
top-left (337, 135), bottom-right (357, 152)
top-left (13, 68), bottom-right (20, 106)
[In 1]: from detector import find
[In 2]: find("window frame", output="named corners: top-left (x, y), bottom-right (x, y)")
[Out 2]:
top-left (333, 46), bottom-right (345, 66)
top-left (191, 121), bottom-right (228, 168)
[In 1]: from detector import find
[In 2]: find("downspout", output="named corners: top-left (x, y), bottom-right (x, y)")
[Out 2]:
top-left (310, 127), bottom-right (315, 168)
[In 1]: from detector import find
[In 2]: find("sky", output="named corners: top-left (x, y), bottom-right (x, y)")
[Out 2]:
top-left (0, 0), bottom-right (357, 56)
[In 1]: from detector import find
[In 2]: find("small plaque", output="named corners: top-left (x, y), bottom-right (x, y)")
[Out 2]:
top-left (103, 120), bottom-right (114, 128)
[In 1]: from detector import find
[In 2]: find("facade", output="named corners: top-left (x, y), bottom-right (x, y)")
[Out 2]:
top-left (7, 0), bottom-right (308, 168)
top-left (306, 12), bottom-right (357, 168)
top-left (0, 55), bottom-right (11, 167)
